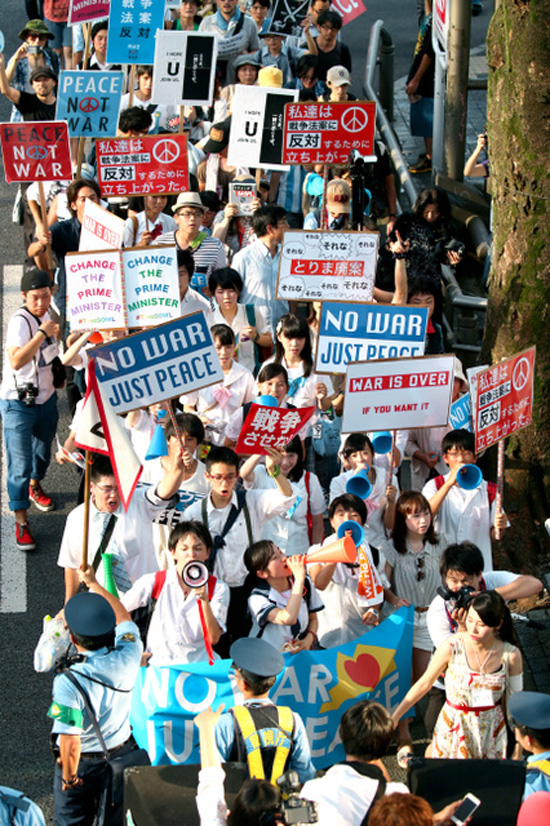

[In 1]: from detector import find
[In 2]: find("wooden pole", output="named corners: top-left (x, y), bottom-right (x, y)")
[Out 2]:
top-left (165, 400), bottom-right (183, 452)
top-left (495, 438), bottom-right (505, 540)
top-left (81, 451), bottom-right (92, 569)
top-left (387, 429), bottom-right (397, 487)
top-left (82, 22), bottom-right (92, 70)
top-left (179, 105), bottom-right (185, 135)
top-left (320, 163), bottom-right (329, 229)
top-left (37, 182), bottom-right (54, 276)
top-left (128, 64), bottom-right (136, 107)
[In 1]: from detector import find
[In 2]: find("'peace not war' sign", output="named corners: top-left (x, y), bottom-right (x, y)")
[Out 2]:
top-left (89, 314), bottom-right (224, 413)
top-left (0, 121), bottom-right (72, 182)
top-left (56, 71), bottom-right (124, 137)
top-left (316, 303), bottom-right (428, 374)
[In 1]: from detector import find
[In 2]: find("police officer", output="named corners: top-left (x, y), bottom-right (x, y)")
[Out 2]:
top-left (509, 691), bottom-right (550, 798)
top-left (48, 577), bottom-right (143, 826)
top-left (215, 638), bottom-right (315, 783)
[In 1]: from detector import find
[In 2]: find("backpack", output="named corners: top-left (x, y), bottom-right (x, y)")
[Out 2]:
top-left (433, 474), bottom-right (496, 504)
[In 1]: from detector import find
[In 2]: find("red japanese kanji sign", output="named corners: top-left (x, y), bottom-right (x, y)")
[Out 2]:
top-left (0, 121), bottom-right (72, 183)
top-left (96, 134), bottom-right (189, 196)
top-left (473, 346), bottom-right (536, 453)
top-left (282, 101), bottom-right (376, 165)
top-left (235, 404), bottom-right (316, 456)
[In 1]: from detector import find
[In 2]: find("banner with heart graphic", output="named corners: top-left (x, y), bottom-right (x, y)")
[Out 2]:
top-left (129, 606), bottom-right (414, 768)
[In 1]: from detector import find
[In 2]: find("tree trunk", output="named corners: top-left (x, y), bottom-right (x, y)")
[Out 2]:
top-left (484, 0), bottom-right (550, 570)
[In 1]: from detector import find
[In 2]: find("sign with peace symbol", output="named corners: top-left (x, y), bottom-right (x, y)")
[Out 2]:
top-left (512, 357), bottom-right (530, 391)
top-left (341, 106), bottom-right (369, 133)
top-left (79, 97), bottom-right (99, 113)
top-left (152, 139), bottom-right (181, 165)
top-left (26, 145), bottom-right (48, 160)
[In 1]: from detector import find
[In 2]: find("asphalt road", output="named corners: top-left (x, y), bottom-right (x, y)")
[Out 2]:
top-left (0, 2), bottom-right (492, 821)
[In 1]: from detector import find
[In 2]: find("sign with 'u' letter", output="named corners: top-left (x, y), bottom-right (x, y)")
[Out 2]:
top-left (227, 85), bottom-right (299, 171)
top-left (152, 31), bottom-right (218, 107)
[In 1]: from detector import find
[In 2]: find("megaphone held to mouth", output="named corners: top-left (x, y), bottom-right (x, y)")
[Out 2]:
top-left (346, 469), bottom-right (371, 499)
top-left (303, 535), bottom-right (356, 565)
top-left (456, 463), bottom-right (483, 490)
top-left (336, 520), bottom-right (365, 548)
top-left (181, 560), bottom-right (209, 589)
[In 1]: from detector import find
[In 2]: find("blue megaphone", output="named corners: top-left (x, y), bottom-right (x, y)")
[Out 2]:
top-left (345, 469), bottom-right (372, 499)
top-left (371, 431), bottom-right (393, 454)
top-left (456, 463), bottom-right (483, 490)
top-left (337, 520), bottom-right (365, 548)
top-left (145, 410), bottom-right (168, 460)
top-left (254, 395), bottom-right (278, 407)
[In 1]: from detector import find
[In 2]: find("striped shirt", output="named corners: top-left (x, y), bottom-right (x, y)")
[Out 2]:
top-left (156, 230), bottom-right (227, 292)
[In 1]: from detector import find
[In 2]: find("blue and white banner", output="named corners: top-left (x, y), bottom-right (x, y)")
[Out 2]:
top-left (106, 0), bottom-right (165, 65)
top-left (130, 606), bottom-right (414, 769)
top-left (56, 71), bottom-right (124, 137)
top-left (449, 393), bottom-right (473, 432)
top-left (316, 303), bottom-right (428, 374)
top-left (89, 314), bottom-right (223, 414)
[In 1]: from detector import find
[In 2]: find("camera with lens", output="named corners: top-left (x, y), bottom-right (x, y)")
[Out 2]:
top-left (444, 238), bottom-right (466, 257)
top-left (277, 771), bottom-right (317, 825)
top-left (17, 383), bottom-right (39, 407)
top-left (437, 584), bottom-right (476, 612)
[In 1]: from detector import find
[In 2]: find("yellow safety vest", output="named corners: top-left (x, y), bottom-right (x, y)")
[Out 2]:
top-left (231, 704), bottom-right (295, 785)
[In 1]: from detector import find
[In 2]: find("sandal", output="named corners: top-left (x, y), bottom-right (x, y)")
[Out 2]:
top-left (397, 744), bottom-right (414, 769)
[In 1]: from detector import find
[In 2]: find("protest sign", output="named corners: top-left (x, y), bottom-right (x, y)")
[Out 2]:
top-left (229, 180), bottom-right (256, 216)
top-left (123, 245), bottom-right (180, 327)
top-left (276, 230), bottom-right (378, 303)
top-left (69, 0), bottom-right (110, 26)
top-left (152, 31), bottom-right (218, 107)
top-left (130, 607), bottom-right (413, 767)
top-left (66, 249), bottom-right (126, 330)
top-left (449, 393), bottom-right (473, 432)
top-left (332, 0), bottom-right (367, 26)
top-left (342, 355), bottom-right (455, 434)
top-left (228, 85), bottom-right (299, 171)
top-left (79, 199), bottom-right (125, 251)
top-left (0, 121), bottom-right (72, 183)
top-left (316, 303), bottom-right (428, 374)
top-left (106, 0), bottom-right (165, 65)
top-left (89, 314), bottom-right (224, 413)
top-left (269, 0), bottom-right (365, 35)
top-left (96, 134), bottom-right (189, 196)
top-left (282, 100), bottom-right (376, 165)
top-left (56, 71), bottom-right (124, 137)
top-left (137, 482), bottom-right (205, 526)
top-left (473, 347), bottom-right (535, 453)
top-left (235, 405), bottom-right (316, 455)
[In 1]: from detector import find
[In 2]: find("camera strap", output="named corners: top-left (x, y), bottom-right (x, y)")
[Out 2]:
top-left (13, 309), bottom-right (41, 391)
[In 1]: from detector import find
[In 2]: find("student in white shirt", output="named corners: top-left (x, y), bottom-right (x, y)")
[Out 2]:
top-left (121, 520), bottom-right (229, 665)
top-left (180, 323), bottom-right (256, 445)
top-left (177, 249), bottom-right (211, 318)
top-left (123, 194), bottom-right (177, 247)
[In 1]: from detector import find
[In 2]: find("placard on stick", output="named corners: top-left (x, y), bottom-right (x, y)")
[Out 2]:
top-left (473, 347), bottom-right (535, 453)
top-left (276, 230), bottom-right (378, 303)
top-left (66, 249), bottom-right (126, 330)
top-left (282, 101), bottom-right (376, 165)
top-left (96, 134), bottom-right (189, 196)
top-left (56, 71), bottom-right (124, 137)
top-left (235, 405), bottom-right (316, 456)
top-left (341, 355), bottom-right (455, 434)
top-left (79, 199), bottom-right (125, 251)
top-left (69, 0), bottom-right (110, 26)
top-left (88, 314), bottom-right (224, 413)
top-left (106, 0), bottom-right (165, 65)
top-left (152, 31), bottom-right (218, 106)
top-left (316, 303), bottom-right (428, 374)
top-left (228, 85), bottom-right (298, 171)
top-left (123, 246), bottom-right (180, 327)
top-left (0, 121), bottom-right (72, 182)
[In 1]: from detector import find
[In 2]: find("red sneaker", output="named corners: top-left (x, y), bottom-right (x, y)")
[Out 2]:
top-left (29, 482), bottom-right (54, 512)
top-left (16, 522), bottom-right (36, 551)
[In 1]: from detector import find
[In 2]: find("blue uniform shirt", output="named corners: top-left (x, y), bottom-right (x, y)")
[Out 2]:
top-left (50, 621), bottom-right (143, 752)
top-left (525, 750), bottom-right (550, 798)
top-left (215, 698), bottom-right (315, 783)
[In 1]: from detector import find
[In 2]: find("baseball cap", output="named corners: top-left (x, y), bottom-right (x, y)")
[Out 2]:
top-left (21, 268), bottom-right (52, 292)
top-left (326, 178), bottom-right (352, 214)
top-left (327, 65), bottom-right (351, 86)
top-left (202, 118), bottom-right (231, 154)
top-left (30, 66), bottom-right (57, 83)
top-left (258, 66), bottom-right (283, 88)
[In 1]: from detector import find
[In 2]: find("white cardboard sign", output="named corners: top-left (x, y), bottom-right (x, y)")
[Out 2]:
top-left (227, 85), bottom-right (298, 171)
top-left (152, 31), bottom-right (218, 106)
top-left (79, 199), bottom-right (125, 251)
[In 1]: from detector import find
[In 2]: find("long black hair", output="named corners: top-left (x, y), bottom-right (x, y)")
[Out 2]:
top-left (274, 313), bottom-right (314, 377)
top-left (467, 591), bottom-right (515, 645)
top-left (412, 186), bottom-right (453, 232)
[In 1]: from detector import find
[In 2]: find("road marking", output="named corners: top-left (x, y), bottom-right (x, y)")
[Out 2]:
top-left (1, 264), bottom-right (27, 612)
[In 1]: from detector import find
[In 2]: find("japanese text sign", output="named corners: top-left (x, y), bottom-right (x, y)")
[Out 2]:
top-left (56, 71), bottom-right (124, 138)
top-left (473, 347), bottom-right (535, 452)
top-left (282, 101), bottom-right (376, 165)
top-left (66, 249), bottom-right (126, 330)
top-left (89, 314), bottom-right (223, 413)
top-left (342, 355), bottom-right (455, 434)
top-left (235, 405), bottom-right (316, 455)
top-left (69, 0), bottom-right (110, 26)
top-left (152, 31), bottom-right (218, 106)
top-left (228, 85), bottom-right (299, 171)
top-left (316, 303), bottom-right (428, 374)
top-left (96, 134), bottom-right (189, 196)
top-left (276, 230), bottom-right (378, 303)
top-left (106, 0), bottom-right (165, 65)
top-left (79, 199), bottom-right (125, 251)
top-left (123, 246), bottom-right (180, 327)
top-left (0, 121), bottom-right (72, 183)
top-left (229, 181), bottom-right (256, 216)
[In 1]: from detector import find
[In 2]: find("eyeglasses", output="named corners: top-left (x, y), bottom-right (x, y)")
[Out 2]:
top-left (208, 473), bottom-right (238, 482)
top-left (320, 24), bottom-right (337, 31)
top-left (416, 556), bottom-right (425, 582)
top-left (94, 484), bottom-right (118, 495)
top-left (176, 210), bottom-right (201, 219)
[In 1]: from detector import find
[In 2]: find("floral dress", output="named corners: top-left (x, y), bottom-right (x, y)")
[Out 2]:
top-left (432, 634), bottom-right (513, 759)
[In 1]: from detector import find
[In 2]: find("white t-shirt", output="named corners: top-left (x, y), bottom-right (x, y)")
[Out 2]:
top-left (207, 303), bottom-right (269, 375)
top-left (123, 211), bottom-right (177, 248)
top-left (0, 307), bottom-right (58, 404)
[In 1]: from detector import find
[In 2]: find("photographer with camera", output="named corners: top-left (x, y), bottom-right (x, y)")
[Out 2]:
top-left (424, 541), bottom-right (542, 735)
top-left (0, 268), bottom-right (60, 550)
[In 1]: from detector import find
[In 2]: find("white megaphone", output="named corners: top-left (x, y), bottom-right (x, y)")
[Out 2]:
top-left (181, 560), bottom-right (209, 589)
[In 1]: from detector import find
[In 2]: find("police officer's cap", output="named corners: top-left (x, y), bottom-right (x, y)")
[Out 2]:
top-left (509, 690), bottom-right (550, 730)
top-left (65, 592), bottom-right (116, 637)
top-left (230, 638), bottom-right (284, 677)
